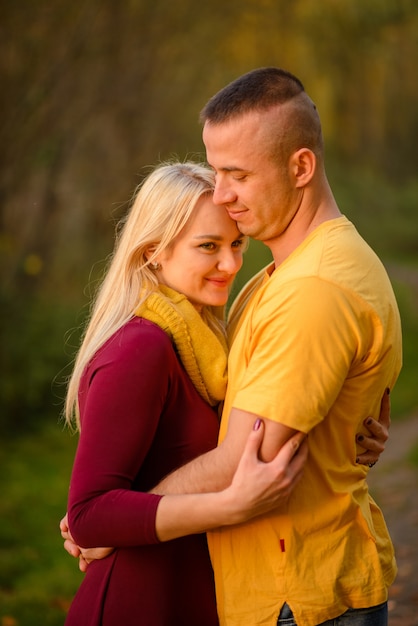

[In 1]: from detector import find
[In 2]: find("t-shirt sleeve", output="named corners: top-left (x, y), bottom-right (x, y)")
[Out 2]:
top-left (67, 321), bottom-right (172, 548)
top-left (232, 277), bottom-right (369, 432)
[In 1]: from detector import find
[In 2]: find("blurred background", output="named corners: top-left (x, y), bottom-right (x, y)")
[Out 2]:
top-left (1, 0), bottom-right (417, 623)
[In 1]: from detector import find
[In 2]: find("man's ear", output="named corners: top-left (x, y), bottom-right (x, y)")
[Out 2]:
top-left (291, 148), bottom-right (316, 188)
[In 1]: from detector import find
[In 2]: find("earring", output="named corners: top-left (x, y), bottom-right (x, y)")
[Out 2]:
top-left (150, 261), bottom-right (162, 271)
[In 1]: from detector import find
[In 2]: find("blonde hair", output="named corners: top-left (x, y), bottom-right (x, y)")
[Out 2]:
top-left (65, 161), bottom-right (219, 430)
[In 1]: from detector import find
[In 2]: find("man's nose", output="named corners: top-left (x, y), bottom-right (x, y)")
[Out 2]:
top-left (213, 179), bottom-right (237, 205)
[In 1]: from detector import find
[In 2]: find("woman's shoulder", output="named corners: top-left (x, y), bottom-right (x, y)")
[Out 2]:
top-left (80, 318), bottom-right (181, 400)
top-left (119, 316), bottom-right (172, 345)
top-left (93, 317), bottom-right (175, 371)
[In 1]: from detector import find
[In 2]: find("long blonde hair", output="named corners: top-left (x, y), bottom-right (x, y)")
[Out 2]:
top-left (65, 161), bottom-right (219, 430)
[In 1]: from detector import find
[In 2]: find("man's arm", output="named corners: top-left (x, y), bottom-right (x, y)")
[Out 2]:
top-left (60, 394), bottom-right (389, 566)
top-left (61, 421), bottom-right (307, 566)
top-left (153, 388), bottom-right (391, 496)
top-left (152, 407), bottom-right (299, 496)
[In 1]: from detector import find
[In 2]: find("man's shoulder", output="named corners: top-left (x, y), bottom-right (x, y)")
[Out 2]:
top-left (271, 217), bottom-right (386, 287)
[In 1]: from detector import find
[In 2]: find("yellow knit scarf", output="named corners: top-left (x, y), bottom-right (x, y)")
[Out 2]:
top-left (135, 286), bottom-right (228, 407)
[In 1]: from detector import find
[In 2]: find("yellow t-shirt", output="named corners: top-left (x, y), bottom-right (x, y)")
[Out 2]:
top-left (208, 217), bottom-right (402, 626)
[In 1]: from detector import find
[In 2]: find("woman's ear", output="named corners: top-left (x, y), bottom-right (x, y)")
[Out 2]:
top-left (145, 245), bottom-right (157, 262)
top-left (291, 148), bottom-right (316, 188)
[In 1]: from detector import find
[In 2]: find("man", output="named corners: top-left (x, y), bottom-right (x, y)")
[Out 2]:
top-left (152, 68), bottom-right (402, 625)
top-left (62, 68), bottom-right (398, 626)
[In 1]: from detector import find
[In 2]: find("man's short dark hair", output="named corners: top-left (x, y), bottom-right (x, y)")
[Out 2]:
top-left (200, 67), bottom-right (305, 124)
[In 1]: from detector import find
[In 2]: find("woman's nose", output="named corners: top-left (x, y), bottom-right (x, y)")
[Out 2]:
top-left (217, 250), bottom-right (243, 275)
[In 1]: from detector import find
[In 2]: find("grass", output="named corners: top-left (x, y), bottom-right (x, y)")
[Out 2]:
top-left (0, 421), bottom-right (80, 625)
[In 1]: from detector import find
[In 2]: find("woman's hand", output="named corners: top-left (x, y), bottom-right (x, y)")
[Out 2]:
top-left (224, 419), bottom-right (308, 524)
top-left (356, 389), bottom-right (390, 466)
top-left (60, 514), bottom-right (114, 572)
top-left (155, 419), bottom-right (308, 541)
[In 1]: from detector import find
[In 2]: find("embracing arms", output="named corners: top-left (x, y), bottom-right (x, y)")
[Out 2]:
top-left (151, 389), bottom-right (390, 497)
top-left (61, 419), bottom-right (306, 567)
top-left (61, 390), bottom-right (390, 569)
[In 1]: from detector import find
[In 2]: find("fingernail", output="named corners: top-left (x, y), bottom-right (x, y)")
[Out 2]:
top-left (366, 418), bottom-right (372, 426)
top-left (386, 387), bottom-right (390, 395)
top-left (253, 418), bottom-right (261, 430)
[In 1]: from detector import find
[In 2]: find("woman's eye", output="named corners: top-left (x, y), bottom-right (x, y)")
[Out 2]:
top-left (199, 242), bottom-right (216, 251)
top-left (232, 238), bottom-right (245, 249)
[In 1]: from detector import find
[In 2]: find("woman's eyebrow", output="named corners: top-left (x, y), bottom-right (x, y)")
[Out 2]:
top-left (193, 234), bottom-right (223, 241)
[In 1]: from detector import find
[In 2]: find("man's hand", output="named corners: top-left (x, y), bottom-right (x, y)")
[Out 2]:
top-left (356, 389), bottom-right (390, 466)
top-left (60, 514), bottom-right (114, 572)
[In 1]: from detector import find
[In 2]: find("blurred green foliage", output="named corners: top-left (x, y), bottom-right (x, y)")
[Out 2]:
top-left (0, 288), bottom-right (85, 435)
top-left (0, 423), bottom-right (78, 624)
top-left (390, 279), bottom-right (418, 417)
top-left (408, 441), bottom-right (418, 467)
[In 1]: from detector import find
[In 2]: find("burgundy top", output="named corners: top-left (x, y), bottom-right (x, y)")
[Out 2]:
top-left (65, 317), bottom-right (220, 626)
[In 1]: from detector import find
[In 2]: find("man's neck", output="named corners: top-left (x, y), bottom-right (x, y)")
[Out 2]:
top-left (267, 189), bottom-right (341, 267)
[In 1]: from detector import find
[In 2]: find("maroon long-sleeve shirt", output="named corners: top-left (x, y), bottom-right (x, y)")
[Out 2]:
top-left (65, 317), bottom-right (220, 626)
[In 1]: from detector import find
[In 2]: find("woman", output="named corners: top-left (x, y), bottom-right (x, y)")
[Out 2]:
top-left (63, 161), bottom-right (305, 626)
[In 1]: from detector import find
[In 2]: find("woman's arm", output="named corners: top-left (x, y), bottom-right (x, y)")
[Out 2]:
top-left (155, 392), bottom-right (392, 541)
top-left (61, 420), bottom-right (307, 569)
top-left (155, 419), bottom-right (307, 541)
top-left (61, 393), bottom-right (388, 565)
top-left (67, 323), bottom-right (175, 549)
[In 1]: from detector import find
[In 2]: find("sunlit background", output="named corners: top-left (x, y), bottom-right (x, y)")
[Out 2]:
top-left (1, 1), bottom-right (417, 622)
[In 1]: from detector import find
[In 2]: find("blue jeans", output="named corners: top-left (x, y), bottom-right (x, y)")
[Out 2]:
top-left (277, 602), bottom-right (388, 626)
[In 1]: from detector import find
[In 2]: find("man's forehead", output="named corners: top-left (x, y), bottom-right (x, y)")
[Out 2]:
top-left (203, 116), bottom-right (272, 168)
top-left (203, 110), bottom-right (260, 132)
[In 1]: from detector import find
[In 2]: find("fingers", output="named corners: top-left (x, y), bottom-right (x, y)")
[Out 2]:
top-left (64, 538), bottom-right (81, 558)
top-left (356, 433), bottom-right (384, 465)
top-left (228, 420), bottom-right (308, 521)
top-left (60, 513), bottom-right (76, 546)
top-left (378, 388), bottom-right (391, 430)
top-left (60, 512), bottom-right (101, 571)
top-left (246, 420), bottom-right (307, 476)
top-left (60, 513), bottom-right (83, 561)
top-left (241, 418), bottom-right (265, 458)
top-left (361, 419), bottom-right (388, 442)
top-left (356, 389), bottom-right (390, 466)
top-left (362, 389), bottom-right (390, 440)
top-left (357, 428), bottom-right (386, 452)
top-left (59, 513), bottom-right (69, 535)
top-left (356, 451), bottom-right (380, 466)
top-left (275, 431), bottom-right (307, 465)
top-left (234, 418), bottom-right (266, 470)
top-left (284, 437), bottom-right (308, 488)
top-left (265, 432), bottom-right (307, 495)
top-left (78, 555), bottom-right (89, 573)
top-left (60, 522), bottom-right (75, 543)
